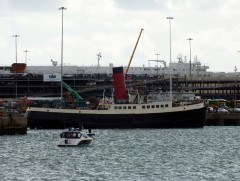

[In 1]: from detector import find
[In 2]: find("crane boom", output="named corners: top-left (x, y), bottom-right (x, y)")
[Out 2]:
top-left (125, 28), bottom-right (144, 74)
top-left (62, 81), bottom-right (83, 102)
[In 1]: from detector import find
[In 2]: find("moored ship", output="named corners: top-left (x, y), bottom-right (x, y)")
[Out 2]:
top-left (26, 67), bottom-right (206, 129)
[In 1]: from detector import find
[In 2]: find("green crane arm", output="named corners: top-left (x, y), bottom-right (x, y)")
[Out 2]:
top-left (62, 81), bottom-right (83, 102)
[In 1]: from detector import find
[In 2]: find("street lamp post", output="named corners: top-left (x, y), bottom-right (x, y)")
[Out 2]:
top-left (23, 50), bottom-right (29, 64)
top-left (237, 51), bottom-right (240, 99)
top-left (97, 52), bottom-right (101, 68)
top-left (59, 7), bottom-right (66, 108)
top-left (166, 17), bottom-right (173, 102)
top-left (234, 66), bottom-right (237, 99)
top-left (12, 35), bottom-right (19, 98)
top-left (155, 53), bottom-right (160, 75)
top-left (12, 35), bottom-right (19, 63)
top-left (187, 38), bottom-right (193, 77)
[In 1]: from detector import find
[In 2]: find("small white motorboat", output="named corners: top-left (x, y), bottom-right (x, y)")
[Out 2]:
top-left (57, 128), bottom-right (94, 147)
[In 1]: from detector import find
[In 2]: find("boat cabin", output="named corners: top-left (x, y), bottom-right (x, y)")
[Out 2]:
top-left (60, 131), bottom-right (82, 139)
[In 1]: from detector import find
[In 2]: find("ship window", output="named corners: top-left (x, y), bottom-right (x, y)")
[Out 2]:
top-left (119, 106), bottom-right (122, 109)
top-left (156, 105), bottom-right (159, 108)
top-left (128, 106), bottom-right (131, 109)
top-left (133, 106), bottom-right (136, 109)
top-left (114, 106), bottom-right (117, 109)
top-left (72, 133), bottom-right (77, 138)
top-left (142, 106), bottom-right (145, 109)
top-left (165, 104), bottom-right (168, 107)
top-left (66, 132), bottom-right (76, 138)
top-left (151, 105), bottom-right (155, 108)
top-left (147, 105), bottom-right (150, 109)
top-left (123, 106), bottom-right (127, 109)
top-left (161, 105), bottom-right (164, 108)
top-left (60, 133), bottom-right (65, 138)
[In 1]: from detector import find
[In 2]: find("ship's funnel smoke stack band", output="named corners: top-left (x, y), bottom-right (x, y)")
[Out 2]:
top-left (112, 67), bottom-right (127, 103)
top-left (11, 63), bottom-right (26, 73)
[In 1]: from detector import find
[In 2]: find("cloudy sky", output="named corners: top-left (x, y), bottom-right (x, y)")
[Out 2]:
top-left (1, 0), bottom-right (240, 72)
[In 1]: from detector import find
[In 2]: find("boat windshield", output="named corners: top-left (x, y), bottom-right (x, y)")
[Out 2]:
top-left (60, 132), bottom-right (81, 138)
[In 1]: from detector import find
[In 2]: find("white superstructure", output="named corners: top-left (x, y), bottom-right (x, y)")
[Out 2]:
top-left (20, 56), bottom-right (211, 76)
top-left (3, 55), bottom-right (238, 77)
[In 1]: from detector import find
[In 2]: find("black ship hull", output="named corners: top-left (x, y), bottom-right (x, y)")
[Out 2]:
top-left (27, 105), bottom-right (206, 129)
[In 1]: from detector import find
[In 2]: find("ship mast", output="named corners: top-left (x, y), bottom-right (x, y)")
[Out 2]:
top-left (97, 52), bottom-right (101, 68)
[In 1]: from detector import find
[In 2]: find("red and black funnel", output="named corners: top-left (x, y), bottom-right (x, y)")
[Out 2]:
top-left (112, 67), bottom-right (127, 101)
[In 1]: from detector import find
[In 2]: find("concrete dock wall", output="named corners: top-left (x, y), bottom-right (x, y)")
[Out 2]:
top-left (205, 113), bottom-right (240, 126)
top-left (0, 114), bottom-right (27, 135)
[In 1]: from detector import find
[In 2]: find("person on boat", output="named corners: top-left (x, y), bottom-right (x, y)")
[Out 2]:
top-left (80, 124), bottom-right (84, 131)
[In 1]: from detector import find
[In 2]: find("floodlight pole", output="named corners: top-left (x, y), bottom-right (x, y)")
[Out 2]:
top-left (12, 35), bottom-right (19, 63)
top-left (59, 7), bottom-right (66, 108)
top-left (12, 35), bottom-right (19, 99)
top-left (187, 38), bottom-right (193, 77)
top-left (23, 50), bottom-right (29, 64)
top-left (166, 17), bottom-right (173, 102)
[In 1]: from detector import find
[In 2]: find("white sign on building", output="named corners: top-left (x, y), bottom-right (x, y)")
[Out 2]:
top-left (43, 73), bottom-right (61, 82)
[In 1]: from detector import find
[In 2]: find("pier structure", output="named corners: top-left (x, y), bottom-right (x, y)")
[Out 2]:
top-left (205, 113), bottom-right (240, 126)
top-left (0, 108), bottom-right (27, 135)
top-left (0, 73), bottom-right (239, 100)
top-left (0, 57), bottom-right (239, 100)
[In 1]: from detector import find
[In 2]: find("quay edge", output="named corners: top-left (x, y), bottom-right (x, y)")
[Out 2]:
top-left (0, 114), bottom-right (27, 135)
top-left (205, 113), bottom-right (240, 126)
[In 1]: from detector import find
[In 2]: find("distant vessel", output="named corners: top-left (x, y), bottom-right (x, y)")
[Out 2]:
top-left (26, 67), bottom-right (206, 129)
top-left (25, 56), bottom-right (210, 76)
top-left (0, 55), bottom-right (210, 76)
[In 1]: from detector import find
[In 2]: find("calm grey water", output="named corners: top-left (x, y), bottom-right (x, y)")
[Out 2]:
top-left (1, 127), bottom-right (240, 181)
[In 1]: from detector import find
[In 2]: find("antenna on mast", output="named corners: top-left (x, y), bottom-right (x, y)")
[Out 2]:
top-left (97, 52), bottom-right (101, 67)
top-left (177, 54), bottom-right (183, 63)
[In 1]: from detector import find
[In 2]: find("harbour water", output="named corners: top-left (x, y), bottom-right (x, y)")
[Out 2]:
top-left (1, 127), bottom-right (240, 180)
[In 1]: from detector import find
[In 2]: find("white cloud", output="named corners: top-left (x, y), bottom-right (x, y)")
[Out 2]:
top-left (1, 0), bottom-right (240, 72)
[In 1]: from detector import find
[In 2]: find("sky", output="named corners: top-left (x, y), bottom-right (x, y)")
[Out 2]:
top-left (1, 0), bottom-right (240, 72)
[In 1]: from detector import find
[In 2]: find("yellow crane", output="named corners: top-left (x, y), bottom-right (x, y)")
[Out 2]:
top-left (125, 28), bottom-right (144, 74)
